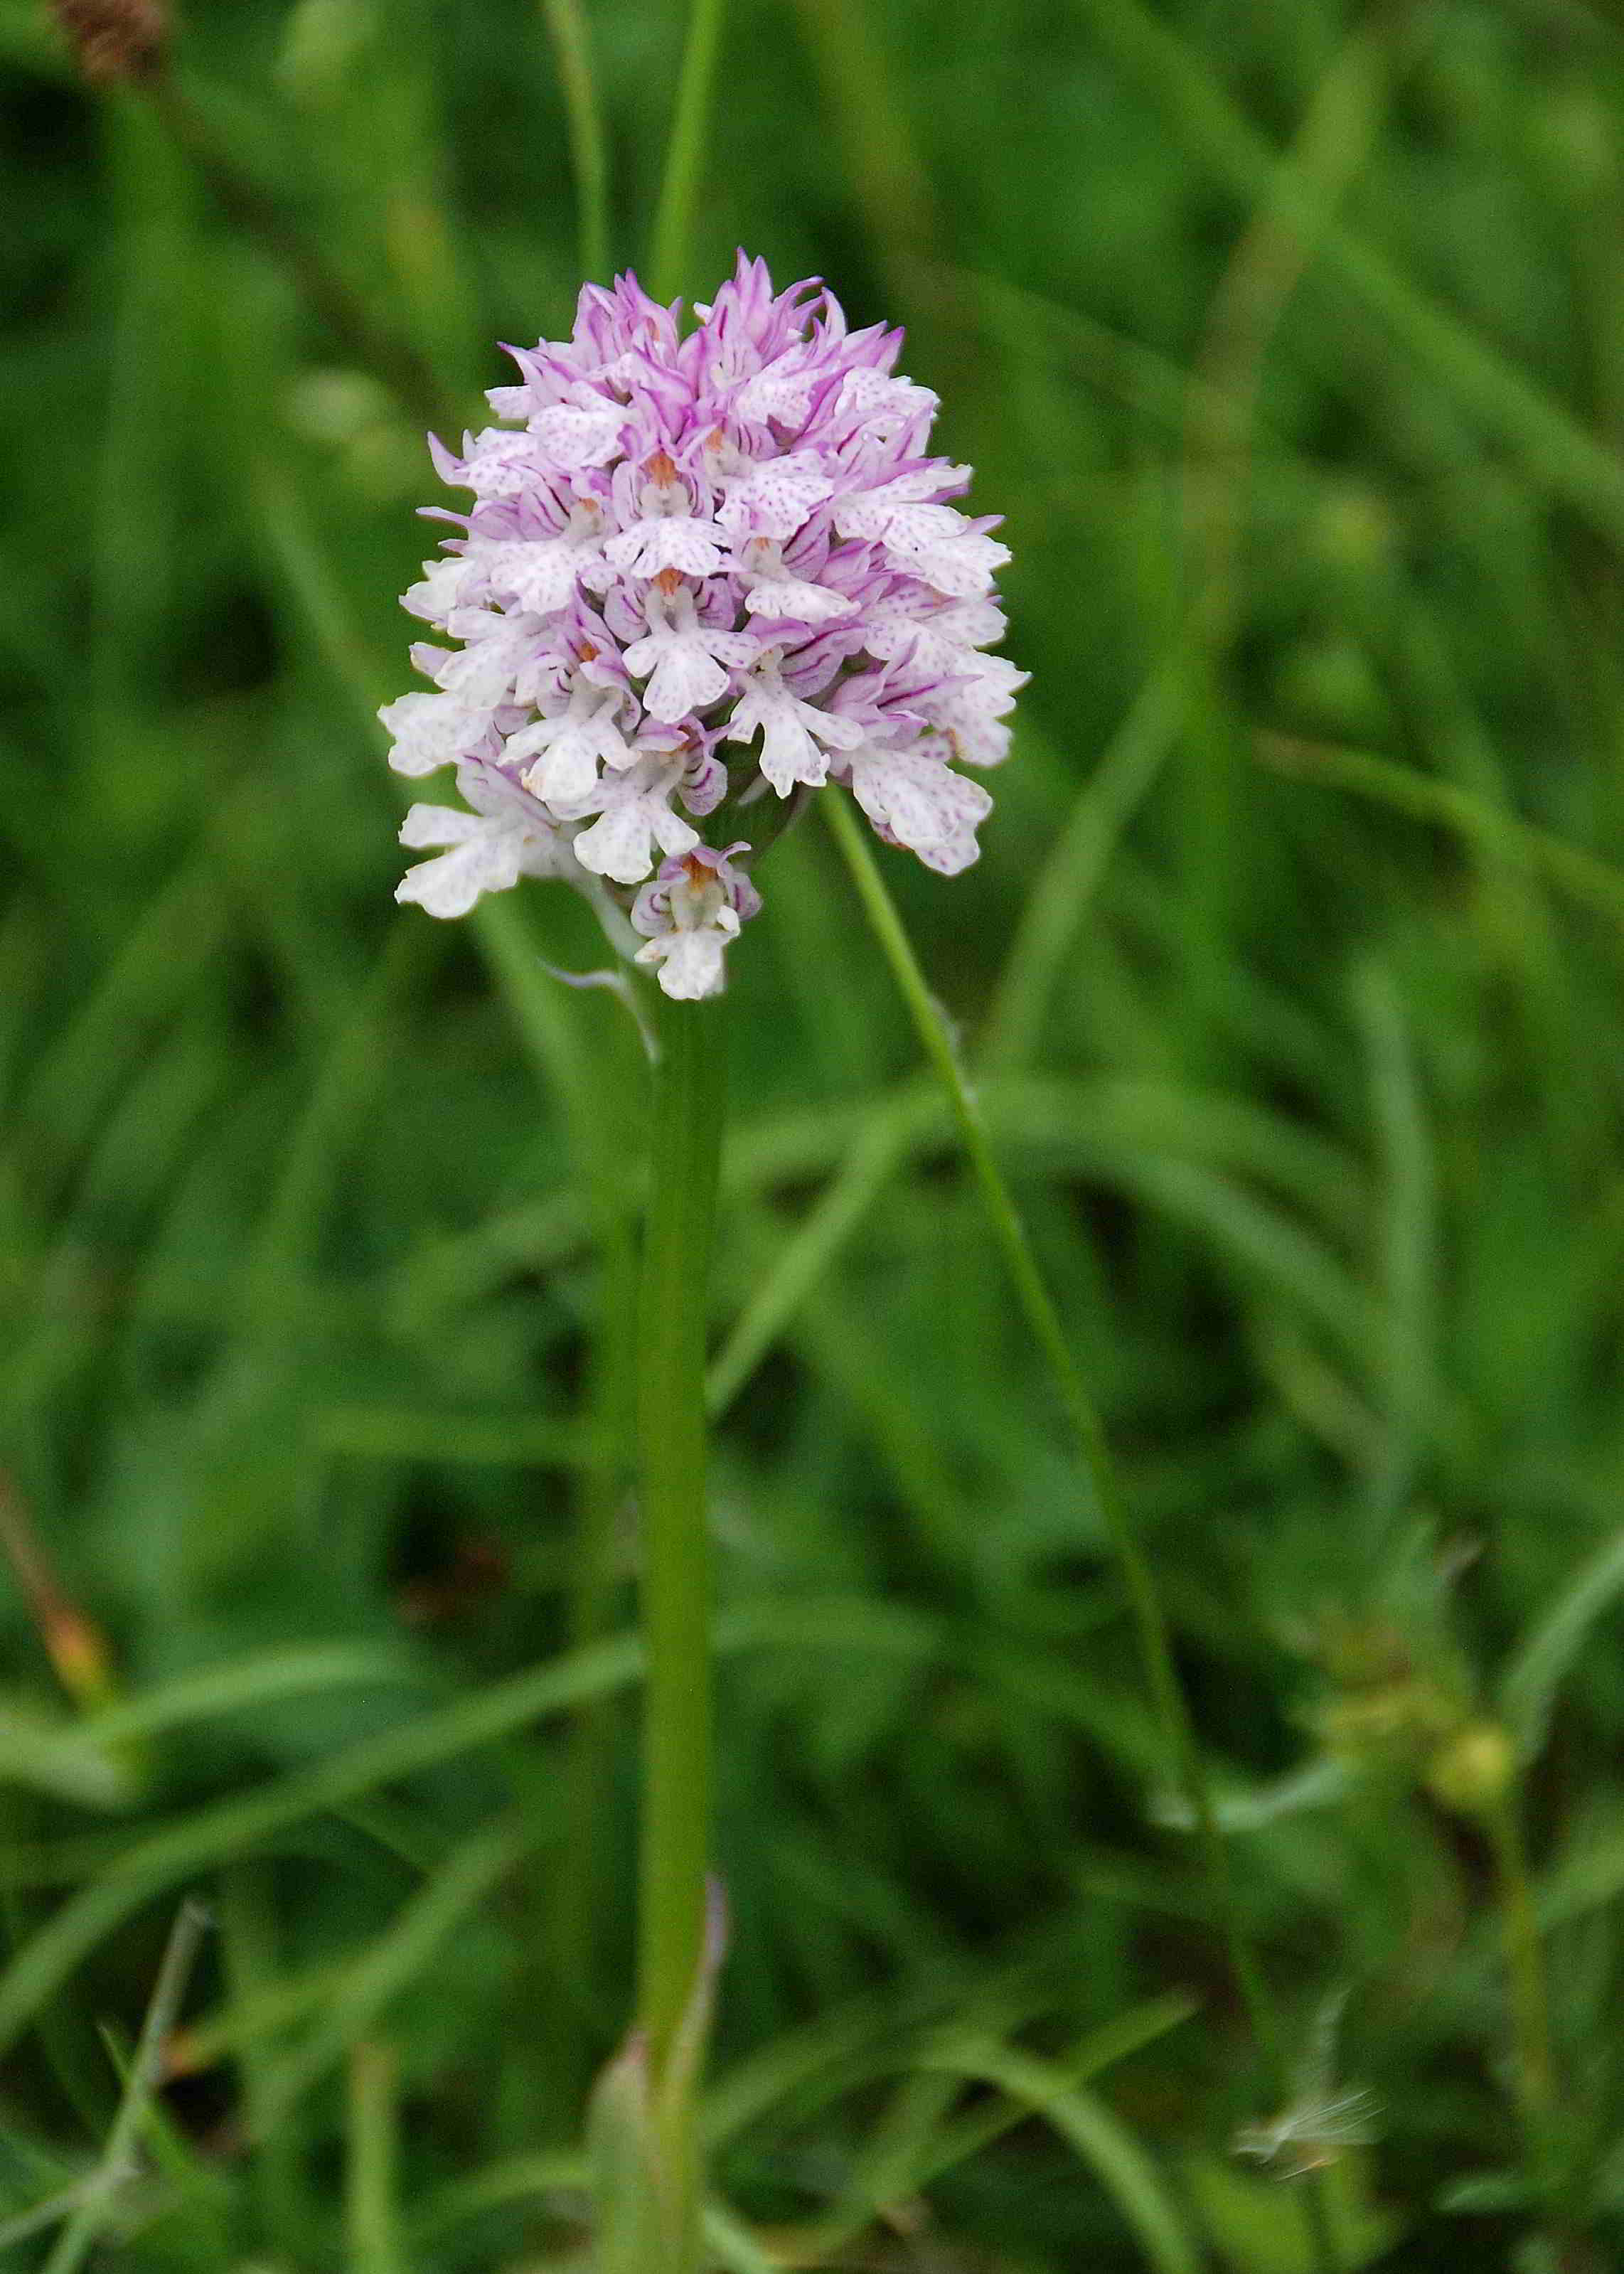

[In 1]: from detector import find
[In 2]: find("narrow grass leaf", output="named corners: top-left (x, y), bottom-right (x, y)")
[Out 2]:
top-left (41, 1899), bottom-right (209, 2274)
top-left (257, 1821), bottom-right (525, 2123)
top-left (66, 1643), bottom-right (423, 1757)
top-left (1067, 0), bottom-right (1624, 545)
top-left (538, 0), bottom-right (610, 278)
top-left (986, 666), bottom-right (1185, 1071)
top-left (1502, 1525), bottom-right (1624, 1758)
top-left (1258, 734), bottom-right (1624, 933)
top-left (929, 2038), bottom-right (1200, 2274)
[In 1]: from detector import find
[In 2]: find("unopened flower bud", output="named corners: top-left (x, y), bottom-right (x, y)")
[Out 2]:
top-left (52, 0), bottom-right (169, 85)
top-left (1425, 1721), bottom-right (1516, 1818)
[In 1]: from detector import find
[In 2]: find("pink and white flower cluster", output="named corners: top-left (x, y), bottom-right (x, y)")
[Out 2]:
top-left (382, 255), bottom-right (1022, 998)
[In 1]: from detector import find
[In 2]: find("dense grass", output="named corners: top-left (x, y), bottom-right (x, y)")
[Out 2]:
top-left (5, 0), bottom-right (1624, 2265)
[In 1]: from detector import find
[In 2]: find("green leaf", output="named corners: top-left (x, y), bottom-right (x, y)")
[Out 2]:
top-left (930, 2039), bottom-right (1200, 2274)
top-left (1182, 2152), bottom-right (1401, 2273)
top-left (589, 2032), bottom-right (658, 2272)
top-left (0, 1700), bottom-right (135, 1813)
top-left (1502, 1526), bottom-right (1624, 1758)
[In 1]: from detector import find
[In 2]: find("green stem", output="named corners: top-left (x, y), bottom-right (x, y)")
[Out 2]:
top-left (344, 2041), bottom-right (405, 2274)
top-left (635, 989), bottom-right (728, 2264)
top-left (823, 792), bottom-right (1342, 2273)
top-left (647, 0), bottom-right (729, 302)
top-left (553, 1202), bottom-right (638, 2090)
top-left (1485, 1782), bottom-right (1557, 2160)
top-left (539, 0), bottom-right (611, 281)
top-left (629, 23), bottom-right (730, 2243)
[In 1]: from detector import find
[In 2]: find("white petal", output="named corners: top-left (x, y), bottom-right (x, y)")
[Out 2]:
top-left (705, 628), bottom-right (763, 668)
top-left (396, 828), bottom-right (523, 918)
top-left (929, 669), bottom-right (1022, 767)
top-left (806, 704), bottom-right (865, 751)
top-left (833, 479), bottom-right (968, 545)
top-left (830, 496), bottom-right (889, 542)
top-left (462, 432), bottom-right (540, 496)
top-left (939, 705), bottom-right (1014, 769)
top-left (606, 518), bottom-right (725, 578)
top-left (402, 553), bottom-right (472, 621)
top-left (602, 523), bottom-right (649, 570)
top-left (900, 532), bottom-right (1011, 599)
top-left (592, 709), bottom-right (634, 769)
top-left (717, 460), bottom-right (834, 540)
top-left (735, 361), bottom-right (817, 425)
top-left (743, 575), bottom-right (853, 624)
top-left (851, 747), bottom-right (992, 863)
top-left (640, 519), bottom-right (726, 576)
top-left (879, 501), bottom-right (967, 550)
top-left (380, 692), bottom-right (489, 776)
top-left (887, 465), bottom-right (971, 502)
top-left (436, 632), bottom-right (530, 706)
top-left (942, 597), bottom-right (1008, 646)
top-left (758, 708), bottom-right (826, 795)
top-left (502, 713), bottom-right (566, 767)
top-left (655, 927), bottom-right (727, 999)
top-left (643, 642), bottom-right (730, 722)
top-left (399, 803), bottom-right (484, 849)
top-left (830, 369), bottom-right (939, 433)
top-left (914, 827), bottom-right (982, 875)
top-left (572, 800), bottom-right (658, 885)
top-left (529, 402), bottom-right (624, 469)
top-left (489, 538), bottom-right (584, 614)
top-left (651, 801), bottom-right (702, 860)
top-left (867, 598), bottom-right (1016, 678)
top-left (522, 723), bottom-right (602, 808)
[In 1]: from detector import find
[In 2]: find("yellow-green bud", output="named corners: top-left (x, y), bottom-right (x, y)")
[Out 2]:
top-left (1425, 1721), bottom-right (1516, 1817)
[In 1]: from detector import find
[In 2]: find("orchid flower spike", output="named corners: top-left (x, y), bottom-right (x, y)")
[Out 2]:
top-left (382, 255), bottom-right (1025, 998)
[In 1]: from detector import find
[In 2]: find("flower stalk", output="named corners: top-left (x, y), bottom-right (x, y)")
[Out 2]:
top-left (824, 789), bottom-right (1345, 2274)
top-left (634, 986), bottom-right (728, 2263)
top-left (1484, 1778), bottom-right (1559, 2172)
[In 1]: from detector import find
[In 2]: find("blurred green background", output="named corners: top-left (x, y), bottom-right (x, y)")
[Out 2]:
top-left (5, 0), bottom-right (1624, 2265)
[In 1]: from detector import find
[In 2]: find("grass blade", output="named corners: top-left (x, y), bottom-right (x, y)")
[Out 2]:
top-left (1502, 1525), bottom-right (1624, 1758)
top-left (928, 2037), bottom-right (1200, 2274)
top-left (41, 1899), bottom-right (209, 2274)
top-left (985, 667), bottom-right (1185, 1072)
top-left (539, 0), bottom-right (609, 278)
top-left (1067, 0), bottom-right (1624, 545)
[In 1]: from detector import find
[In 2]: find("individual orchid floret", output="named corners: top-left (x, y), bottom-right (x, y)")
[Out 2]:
top-left (605, 451), bottom-right (728, 579)
top-left (842, 737), bottom-right (993, 875)
top-left (621, 570), bottom-right (759, 723)
top-left (724, 651), bottom-right (864, 794)
top-left (734, 530), bottom-right (856, 625)
top-left (396, 764), bottom-right (581, 918)
top-left (505, 681), bottom-right (632, 807)
top-left (380, 253), bottom-right (1023, 999)
top-left (631, 845), bottom-right (762, 1001)
top-left (572, 740), bottom-right (703, 885)
top-left (483, 495), bottom-right (614, 614)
